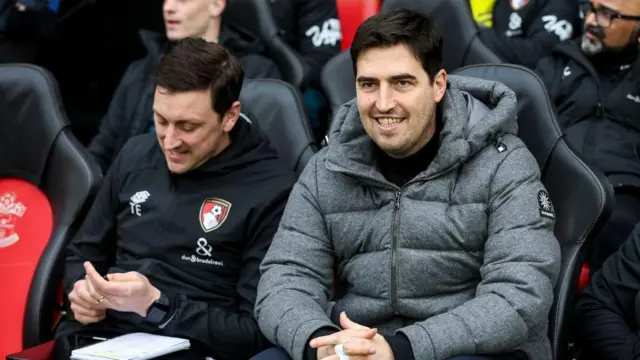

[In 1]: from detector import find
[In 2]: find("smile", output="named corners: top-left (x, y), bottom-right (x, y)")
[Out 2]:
top-left (376, 117), bottom-right (405, 125)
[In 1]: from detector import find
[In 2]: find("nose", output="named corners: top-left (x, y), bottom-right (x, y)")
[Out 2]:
top-left (375, 83), bottom-right (396, 113)
top-left (584, 10), bottom-right (597, 28)
top-left (163, 0), bottom-right (176, 14)
top-left (163, 125), bottom-right (182, 150)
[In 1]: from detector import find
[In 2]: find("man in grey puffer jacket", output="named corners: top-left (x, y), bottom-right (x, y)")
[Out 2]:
top-left (254, 9), bottom-right (560, 360)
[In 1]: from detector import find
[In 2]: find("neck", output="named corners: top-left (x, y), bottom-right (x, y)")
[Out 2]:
top-left (200, 20), bottom-right (221, 43)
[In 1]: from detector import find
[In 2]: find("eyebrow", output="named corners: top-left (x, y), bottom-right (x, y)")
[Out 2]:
top-left (152, 110), bottom-right (202, 124)
top-left (356, 73), bottom-right (418, 82)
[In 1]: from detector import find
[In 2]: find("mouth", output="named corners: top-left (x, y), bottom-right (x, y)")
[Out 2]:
top-left (167, 149), bottom-right (188, 161)
top-left (165, 20), bottom-right (180, 27)
top-left (375, 117), bottom-right (405, 130)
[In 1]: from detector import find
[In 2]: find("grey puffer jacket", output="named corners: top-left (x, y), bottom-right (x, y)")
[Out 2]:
top-left (255, 75), bottom-right (561, 360)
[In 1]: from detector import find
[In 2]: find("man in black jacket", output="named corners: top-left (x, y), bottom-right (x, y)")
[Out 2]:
top-left (535, 0), bottom-right (640, 271)
top-left (55, 38), bottom-right (296, 360)
top-left (475, 0), bottom-right (580, 68)
top-left (269, 0), bottom-right (341, 91)
top-left (574, 223), bottom-right (640, 360)
top-left (88, 0), bottom-right (281, 174)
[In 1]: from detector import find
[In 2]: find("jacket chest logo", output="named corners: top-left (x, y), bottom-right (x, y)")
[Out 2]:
top-left (199, 198), bottom-right (232, 232)
top-left (129, 191), bottom-right (150, 216)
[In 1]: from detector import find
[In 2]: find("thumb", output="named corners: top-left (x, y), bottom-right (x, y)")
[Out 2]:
top-left (340, 312), bottom-right (369, 330)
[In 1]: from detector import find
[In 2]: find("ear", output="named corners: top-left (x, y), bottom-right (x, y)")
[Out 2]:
top-left (221, 101), bottom-right (241, 133)
top-left (209, 0), bottom-right (225, 18)
top-left (432, 69), bottom-right (448, 103)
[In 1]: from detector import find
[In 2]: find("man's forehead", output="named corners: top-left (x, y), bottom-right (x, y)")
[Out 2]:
top-left (599, 0), bottom-right (640, 13)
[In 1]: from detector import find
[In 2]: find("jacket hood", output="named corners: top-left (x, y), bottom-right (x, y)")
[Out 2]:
top-left (178, 114), bottom-right (281, 177)
top-left (326, 75), bottom-right (518, 184)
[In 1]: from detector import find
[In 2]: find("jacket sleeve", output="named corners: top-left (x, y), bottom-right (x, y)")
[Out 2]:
top-left (159, 180), bottom-right (294, 360)
top-left (478, 0), bottom-right (578, 68)
top-left (255, 154), bottom-right (341, 360)
top-left (87, 62), bottom-right (138, 173)
top-left (398, 144), bottom-right (561, 359)
top-left (573, 224), bottom-right (640, 360)
top-left (296, 0), bottom-right (341, 89)
top-left (63, 150), bottom-right (122, 295)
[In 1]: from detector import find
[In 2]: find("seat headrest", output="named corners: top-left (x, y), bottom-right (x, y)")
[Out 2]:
top-left (223, 0), bottom-right (279, 40)
top-left (452, 64), bottom-right (562, 170)
top-left (239, 79), bottom-right (317, 173)
top-left (382, 0), bottom-right (501, 70)
top-left (0, 65), bottom-right (68, 185)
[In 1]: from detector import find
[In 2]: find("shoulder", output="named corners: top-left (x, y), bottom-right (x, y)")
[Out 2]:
top-left (112, 133), bottom-right (163, 176)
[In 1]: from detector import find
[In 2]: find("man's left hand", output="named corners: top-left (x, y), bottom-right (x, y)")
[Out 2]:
top-left (312, 312), bottom-right (395, 360)
top-left (83, 261), bottom-right (160, 317)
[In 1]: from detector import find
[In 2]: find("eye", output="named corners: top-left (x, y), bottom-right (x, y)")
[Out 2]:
top-left (180, 123), bottom-right (197, 132)
top-left (396, 80), bottom-right (411, 87)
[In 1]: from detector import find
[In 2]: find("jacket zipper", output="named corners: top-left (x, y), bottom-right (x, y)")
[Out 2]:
top-left (389, 161), bottom-right (461, 314)
top-left (390, 191), bottom-right (401, 314)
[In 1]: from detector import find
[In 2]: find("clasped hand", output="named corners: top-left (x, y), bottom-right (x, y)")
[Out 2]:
top-left (310, 312), bottom-right (394, 360)
top-left (67, 261), bottom-right (160, 325)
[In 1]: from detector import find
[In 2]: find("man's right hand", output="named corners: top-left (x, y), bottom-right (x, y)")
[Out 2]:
top-left (68, 278), bottom-right (107, 325)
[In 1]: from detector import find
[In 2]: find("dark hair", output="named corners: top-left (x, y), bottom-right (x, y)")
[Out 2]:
top-left (350, 8), bottom-right (443, 82)
top-left (155, 37), bottom-right (244, 115)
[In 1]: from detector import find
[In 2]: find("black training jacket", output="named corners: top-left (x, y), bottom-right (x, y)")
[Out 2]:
top-left (478, 0), bottom-right (580, 68)
top-left (269, 0), bottom-right (341, 89)
top-left (574, 224), bottom-right (640, 360)
top-left (62, 118), bottom-right (296, 360)
top-left (535, 39), bottom-right (640, 189)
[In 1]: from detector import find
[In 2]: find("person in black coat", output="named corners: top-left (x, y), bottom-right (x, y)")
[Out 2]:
top-left (575, 223), bottom-right (640, 360)
top-left (475, 0), bottom-right (580, 68)
top-left (535, 0), bottom-right (640, 271)
top-left (88, 0), bottom-right (281, 174)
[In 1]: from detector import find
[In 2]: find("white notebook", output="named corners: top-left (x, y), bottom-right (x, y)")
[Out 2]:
top-left (70, 333), bottom-right (191, 360)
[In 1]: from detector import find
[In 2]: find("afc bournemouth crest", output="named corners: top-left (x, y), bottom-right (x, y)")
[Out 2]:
top-left (509, 0), bottom-right (529, 10)
top-left (0, 192), bottom-right (27, 248)
top-left (200, 198), bottom-right (231, 232)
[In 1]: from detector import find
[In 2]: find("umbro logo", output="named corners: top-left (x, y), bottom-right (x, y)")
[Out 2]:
top-left (129, 191), bottom-right (150, 216)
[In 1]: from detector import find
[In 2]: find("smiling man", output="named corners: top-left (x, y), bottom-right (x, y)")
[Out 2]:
top-left (254, 9), bottom-right (560, 360)
top-left (535, 0), bottom-right (640, 272)
top-left (88, 0), bottom-right (282, 174)
top-left (55, 38), bottom-right (296, 360)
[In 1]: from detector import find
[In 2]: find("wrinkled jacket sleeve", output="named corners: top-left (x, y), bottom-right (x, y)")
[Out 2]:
top-left (573, 224), bottom-right (640, 360)
top-left (255, 154), bottom-right (340, 360)
top-left (398, 143), bottom-right (561, 359)
top-left (478, 0), bottom-right (578, 68)
top-left (87, 62), bottom-right (139, 173)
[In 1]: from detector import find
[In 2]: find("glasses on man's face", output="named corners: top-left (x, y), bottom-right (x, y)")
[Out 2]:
top-left (580, 1), bottom-right (640, 28)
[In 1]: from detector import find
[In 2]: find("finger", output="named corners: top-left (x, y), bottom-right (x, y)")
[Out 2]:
top-left (340, 312), bottom-right (369, 331)
top-left (85, 275), bottom-right (107, 304)
top-left (106, 272), bottom-right (141, 283)
top-left (74, 313), bottom-right (105, 325)
top-left (85, 265), bottom-right (132, 297)
top-left (342, 338), bottom-right (377, 356)
top-left (320, 355), bottom-right (368, 360)
top-left (69, 290), bottom-right (100, 311)
top-left (70, 302), bottom-right (105, 318)
top-left (310, 328), bottom-right (378, 348)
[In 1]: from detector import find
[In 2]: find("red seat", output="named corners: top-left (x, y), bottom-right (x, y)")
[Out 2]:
top-left (0, 65), bottom-right (102, 355)
top-left (0, 179), bottom-right (53, 359)
top-left (336, 0), bottom-right (381, 50)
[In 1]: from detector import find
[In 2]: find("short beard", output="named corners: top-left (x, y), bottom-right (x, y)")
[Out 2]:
top-left (581, 34), bottom-right (604, 55)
